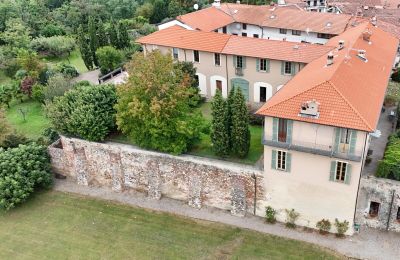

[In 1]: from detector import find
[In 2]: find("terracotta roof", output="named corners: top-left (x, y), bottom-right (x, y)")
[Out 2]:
top-left (176, 7), bottom-right (233, 31)
top-left (137, 26), bottom-right (334, 63)
top-left (257, 22), bottom-right (399, 131)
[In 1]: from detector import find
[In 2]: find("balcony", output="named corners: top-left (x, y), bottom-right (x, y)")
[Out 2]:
top-left (235, 67), bottom-right (244, 76)
top-left (262, 134), bottom-right (363, 162)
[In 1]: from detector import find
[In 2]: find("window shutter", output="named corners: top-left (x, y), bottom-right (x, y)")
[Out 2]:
top-left (333, 128), bottom-right (341, 153)
top-left (266, 59), bottom-right (270, 73)
top-left (345, 164), bottom-right (352, 184)
top-left (272, 118), bottom-right (278, 142)
top-left (243, 57), bottom-right (246, 69)
top-left (271, 150), bottom-right (277, 169)
top-left (329, 161), bottom-right (336, 182)
top-left (286, 120), bottom-right (293, 144)
top-left (256, 58), bottom-right (260, 71)
top-left (349, 130), bottom-right (357, 154)
top-left (291, 62), bottom-right (296, 75)
top-left (286, 153), bottom-right (292, 172)
top-left (281, 61), bottom-right (284, 75)
top-left (233, 55), bottom-right (237, 68)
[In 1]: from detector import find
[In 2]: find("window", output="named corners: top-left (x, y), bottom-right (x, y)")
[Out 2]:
top-left (214, 53), bottom-right (221, 66)
top-left (242, 32), bottom-right (247, 37)
top-left (317, 33), bottom-right (333, 39)
top-left (232, 33), bottom-right (238, 36)
top-left (260, 86), bottom-right (267, 102)
top-left (292, 30), bottom-right (301, 36)
top-left (397, 207), bottom-right (400, 222)
top-left (369, 201), bottom-right (380, 218)
top-left (284, 61), bottom-right (292, 75)
top-left (236, 56), bottom-right (243, 68)
top-left (259, 58), bottom-right (268, 72)
top-left (216, 80), bottom-right (222, 92)
top-left (340, 129), bottom-right (351, 144)
top-left (278, 118), bottom-right (287, 142)
top-left (193, 50), bottom-right (199, 62)
top-left (277, 150), bottom-right (287, 170)
top-left (223, 26), bottom-right (227, 34)
top-left (172, 48), bottom-right (179, 60)
top-left (194, 75), bottom-right (199, 87)
top-left (279, 28), bottom-right (287, 34)
top-left (335, 161), bottom-right (347, 182)
top-left (253, 34), bottom-right (259, 38)
top-left (242, 23), bottom-right (247, 30)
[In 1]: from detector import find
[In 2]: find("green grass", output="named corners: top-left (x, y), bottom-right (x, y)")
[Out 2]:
top-left (42, 49), bottom-right (88, 73)
top-left (189, 102), bottom-right (264, 165)
top-left (0, 191), bottom-right (342, 259)
top-left (5, 100), bottom-right (50, 139)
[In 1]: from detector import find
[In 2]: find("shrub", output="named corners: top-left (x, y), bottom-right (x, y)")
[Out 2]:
top-left (1, 132), bottom-right (29, 149)
top-left (46, 84), bottom-right (117, 141)
top-left (316, 219), bottom-right (331, 234)
top-left (265, 206), bottom-right (277, 224)
top-left (43, 73), bottom-right (73, 101)
top-left (0, 143), bottom-right (52, 210)
top-left (0, 84), bottom-right (14, 108)
top-left (74, 80), bottom-right (92, 88)
top-left (42, 127), bottom-right (60, 144)
top-left (57, 63), bottom-right (79, 78)
top-left (20, 76), bottom-right (35, 97)
top-left (285, 209), bottom-right (300, 228)
top-left (377, 134), bottom-right (400, 181)
top-left (15, 69), bottom-right (27, 80)
top-left (249, 111), bottom-right (263, 126)
top-left (392, 71), bottom-right (400, 83)
top-left (334, 219), bottom-right (349, 237)
top-left (0, 110), bottom-right (10, 145)
top-left (3, 59), bottom-right (21, 78)
top-left (32, 83), bottom-right (45, 103)
top-left (30, 36), bottom-right (75, 57)
top-left (96, 46), bottom-right (123, 74)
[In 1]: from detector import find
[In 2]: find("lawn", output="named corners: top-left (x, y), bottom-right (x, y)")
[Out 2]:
top-left (42, 49), bottom-right (88, 73)
top-left (189, 102), bottom-right (264, 165)
top-left (5, 100), bottom-right (50, 139)
top-left (0, 191), bottom-right (342, 259)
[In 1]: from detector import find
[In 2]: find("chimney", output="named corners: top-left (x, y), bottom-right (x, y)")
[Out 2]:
top-left (371, 16), bottom-right (377, 26)
top-left (362, 29), bottom-right (372, 42)
top-left (327, 51), bottom-right (334, 66)
top-left (212, 0), bottom-right (221, 8)
top-left (338, 40), bottom-right (345, 50)
top-left (357, 49), bottom-right (367, 62)
top-left (236, 0), bottom-right (240, 4)
top-left (300, 100), bottom-right (320, 117)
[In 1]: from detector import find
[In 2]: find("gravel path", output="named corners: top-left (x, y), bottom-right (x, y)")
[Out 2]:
top-left (54, 179), bottom-right (400, 260)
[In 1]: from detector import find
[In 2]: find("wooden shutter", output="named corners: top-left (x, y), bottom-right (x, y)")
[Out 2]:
top-left (256, 58), bottom-right (260, 71)
top-left (272, 118), bottom-right (278, 142)
top-left (286, 153), bottom-right (292, 172)
top-left (271, 150), bottom-right (277, 169)
top-left (349, 130), bottom-right (357, 154)
top-left (344, 164), bottom-right (352, 184)
top-left (291, 62), bottom-right (296, 75)
top-left (333, 128), bottom-right (341, 153)
top-left (233, 55), bottom-right (237, 68)
top-left (281, 61), bottom-right (285, 75)
top-left (266, 59), bottom-right (270, 73)
top-left (242, 56), bottom-right (246, 69)
top-left (286, 120), bottom-right (293, 144)
top-left (329, 161), bottom-right (336, 182)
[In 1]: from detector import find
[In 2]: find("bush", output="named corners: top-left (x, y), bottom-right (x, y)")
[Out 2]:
top-left (285, 209), bottom-right (300, 228)
top-left (1, 132), bottom-right (29, 149)
top-left (46, 84), bottom-right (117, 141)
top-left (32, 83), bottom-right (45, 103)
top-left (57, 63), bottom-right (79, 78)
top-left (43, 73), bottom-right (73, 101)
top-left (3, 59), bottom-right (21, 78)
top-left (334, 219), bottom-right (349, 237)
top-left (392, 71), bottom-right (400, 83)
top-left (249, 111), bottom-right (263, 126)
top-left (30, 36), bottom-right (75, 57)
top-left (0, 143), bottom-right (52, 210)
top-left (96, 46), bottom-right (123, 75)
top-left (0, 110), bottom-right (10, 145)
top-left (377, 134), bottom-right (400, 181)
top-left (20, 76), bottom-right (35, 97)
top-left (265, 206), bottom-right (277, 224)
top-left (15, 69), bottom-right (27, 80)
top-left (42, 127), bottom-right (60, 144)
top-left (316, 219), bottom-right (331, 234)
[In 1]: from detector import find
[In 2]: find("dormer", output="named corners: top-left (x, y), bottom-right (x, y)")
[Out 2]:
top-left (300, 100), bottom-right (320, 117)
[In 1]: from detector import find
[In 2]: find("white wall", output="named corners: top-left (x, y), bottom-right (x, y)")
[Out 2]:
top-left (158, 20), bottom-right (193, 31)
top-left (253, 82), bottom-right (273, 103)
top-left (196, 73), bottom-right (207, 95)
top-left (210, 75), bottom-right (228, 98)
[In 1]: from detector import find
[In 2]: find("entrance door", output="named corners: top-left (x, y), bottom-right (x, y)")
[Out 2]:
top-left (216, 80), bottom-right (222, 93)
top-left (278, 118), bottom-right (287, 142)
top-left (260, 87), bottom-right (267, 102)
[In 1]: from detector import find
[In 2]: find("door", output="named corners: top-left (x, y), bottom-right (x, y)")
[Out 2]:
top-left (231, 78), bottom-right (249, 101)
top-left (216, 80), bottom-right (222, 92)
top-left (260, 87), bottom-right (267, 102)
top-left (278, 118), bottom-right (287, 142)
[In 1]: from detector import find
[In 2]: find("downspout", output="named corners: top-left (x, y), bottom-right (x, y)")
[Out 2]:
top-left (184, 50), bottom-right (187, 62)
top-left (386, 190), bottom-right (395, 231)
top-left (353, 132), bottom-right (369, 227)
top-left (225, 54), bottom-right (229, 96)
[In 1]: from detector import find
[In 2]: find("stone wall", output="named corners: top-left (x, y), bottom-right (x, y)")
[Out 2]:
top-left (356, 176), bottom-right (400, 232)
top-left (48, 136), bottom-right (265, 216)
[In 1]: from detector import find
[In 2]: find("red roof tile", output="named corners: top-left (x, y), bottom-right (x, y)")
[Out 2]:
top-left (176, 7), bottom-right (233, 32)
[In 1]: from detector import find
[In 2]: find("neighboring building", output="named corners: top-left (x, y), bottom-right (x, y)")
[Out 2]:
top-left (159, 3), bottom-right (354, 44)
top-left (137, 26), bottom-right (333, 105)
top-left (256, 23), bottom-right (399, 234)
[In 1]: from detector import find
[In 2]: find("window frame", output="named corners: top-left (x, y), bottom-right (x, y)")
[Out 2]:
top-left (172, 47), bottom-right (179, 60)
top-left (253, 34), bottom-right (259, 38)
top-left (242, 32), bottom-right (247, 37)
top-left (236, 56), bottom-right (243, 68)
top-left (214, 53), bottom-right (221, 66)
top-left (276, 150), bottom-right (287, 171)
top-left (340, 128), bottom-right (351, 145)
top-left (259, 58), bottom-right (268, 72)
top-left (223, 26), bottom-right (227, 34)
top-left (335, 161), bottom-right (347, 182)
top-left (242, 23), bottom-right (247, 30)
top-left (292, 30), bottom-right (301, 36)
top-left (368, 201), bottom-right (380, 218)
top-left (284, 61), bottom-right (292, 75)
top-left (193, 50), bottom-right (200, 63)
top-left (397, 207), bottom-right (400, 222)
top-left (279, 28), bottom-right (287, 34)
top-left (317, 33), bottom-right (333, 39)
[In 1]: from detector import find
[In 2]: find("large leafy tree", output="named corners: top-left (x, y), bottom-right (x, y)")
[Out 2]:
top-left (96, 46), bottom-right (123, 74)
top-left (46, 84), bottom-right (117, 141)
top-left (0, 143), bottom-right (52, 210)
top-left (30, 36), bottom-right (75, 57)
top-left (115, 51), bottom-right (205, 154)
top-left (230, 88), bottom-right (251, 158)
top-left (211, 89), bottom-right (230, 156)
top-left (173, 61), bottom-right (201, 107)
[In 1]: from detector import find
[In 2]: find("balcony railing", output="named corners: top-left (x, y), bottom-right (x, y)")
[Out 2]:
top-left (235, 67), bottom-right (244, 76)
top-left (262, 134), bottom-right (363, 162)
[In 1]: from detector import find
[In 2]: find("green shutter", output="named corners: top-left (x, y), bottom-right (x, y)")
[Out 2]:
top-left (333, 128), bottom-right (341, 153)
top-left (272, 118), bottom-right (278, 142)
top-left (242, 56), bottom-right (246, 69)
top-left (329, 161), bottom-right (336, 182)
top-left (231, 78), bottom-right (249, 101)
top-left (291, 62), bottom-right (296, 75)
top-left (256, 58), bottom-right (260, 71)
top-left (233, 55), bottom-right (236, 68)
top-left (271, 150), bottom-right (277, 169)
top-left (349, 130), bottom-right (357, 154)
top-left (344, 164), bottom-right (352, 184)
top-left (281, 61), bottom-right (284, 75)
top-left (286, 120), bottom-right (293, 144)
top-left (286, 153), bottom-right (292, 172)
top-left (266, 59), bottom-right (270, 73)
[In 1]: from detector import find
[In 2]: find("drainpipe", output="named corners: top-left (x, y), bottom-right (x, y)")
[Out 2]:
top-left (386, 190), bottom-right (395, 231)
top-left (251, 173), bottom-right (257, 215)
top-left (225, 55), bottom-right (229, 96)
top-left (184, 50), bottom-right (187, 62)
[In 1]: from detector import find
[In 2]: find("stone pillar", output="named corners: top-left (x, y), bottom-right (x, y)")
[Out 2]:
top-left (110, 151), bottom-right (123, 192)
top-left (75, 147), bottom-right (89, 186)
top-left (147, 160), bottom-right (161, 200)
top-left (60, 136), bottom-right (76, 178)
top-left (188, 170), bottom-right (202, 209)
top-left (231, 175), bottom-right (246, 217)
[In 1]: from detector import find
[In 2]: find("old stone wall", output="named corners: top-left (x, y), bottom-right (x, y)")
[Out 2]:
top-left (48, 136), bottom-right (265, 216)
top-left (356, 176), bottom-right (400, 232)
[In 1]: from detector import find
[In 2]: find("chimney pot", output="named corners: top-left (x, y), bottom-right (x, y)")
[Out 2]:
top-left (327, 51), bottom-right (334, 66)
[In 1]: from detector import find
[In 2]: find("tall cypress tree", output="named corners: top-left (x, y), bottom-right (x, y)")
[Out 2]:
top-left (77, 25), bottom-right (93, 70)
top-left (97, 20), bottom-right (108, 47)
top-left (88, 16), bottom-right (99, 67)
top-left (231, 88), bottom-right (250, 158)
top-left (211, 89), bottom-right (230, 156)
top-left (108, 19), bottom-right (119, 49)
top-left (225, 86), bottom-right (235, 150)
top-left (117, 21), bottom-right (130, 49)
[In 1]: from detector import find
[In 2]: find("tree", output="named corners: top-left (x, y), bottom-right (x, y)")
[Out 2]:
top-left (16, 50), bottom-right (45, 79)
top-left (77, 25), bottom-right (93, 70)
top-left (0, 84), bottom-right (14, 108)
top-left (108, 19), bottom-right (119, 49)
top-left (230, 88), bottom-right (250, 158)
top-left (0, 18), bottom-right (31, 49)
top-left (117, 21), bottom-right (130, 49)
top-left (30, 36), bottom-right (75, 57)
top-left (0, 109), bottom-right (10, 146)
top-left (135, 2), bottom-right (154, 21)
top-left (97, 20), bottom-right (108, 47)
top-left (43, 73), bottom-right (73, 101)
top-left (211, 89), bottom-right (230, 156)
top-left (20, 76), bottom-right (35, 97)
top-left (226, 86), bottom-right (235, 148)
top-left (0, 143), bottom-right (52, 210)
top-left (150, 0), bottom-right (169, 24)
top-left (168, 0), bottom-right (184, 18)
top-left (88, 16), bottom-right (99, 67)
top-left (95, 46), bottom-right (123, 74)
top-left (173, 61), bottom-right (201, 106)
top-left (46, 84), bottom-right (117, 141)
top-left (115, 51), bottom-right (205, 154)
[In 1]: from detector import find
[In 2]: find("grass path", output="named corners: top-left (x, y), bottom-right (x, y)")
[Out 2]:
top-left (0, 191), bottom-right (342, 259)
